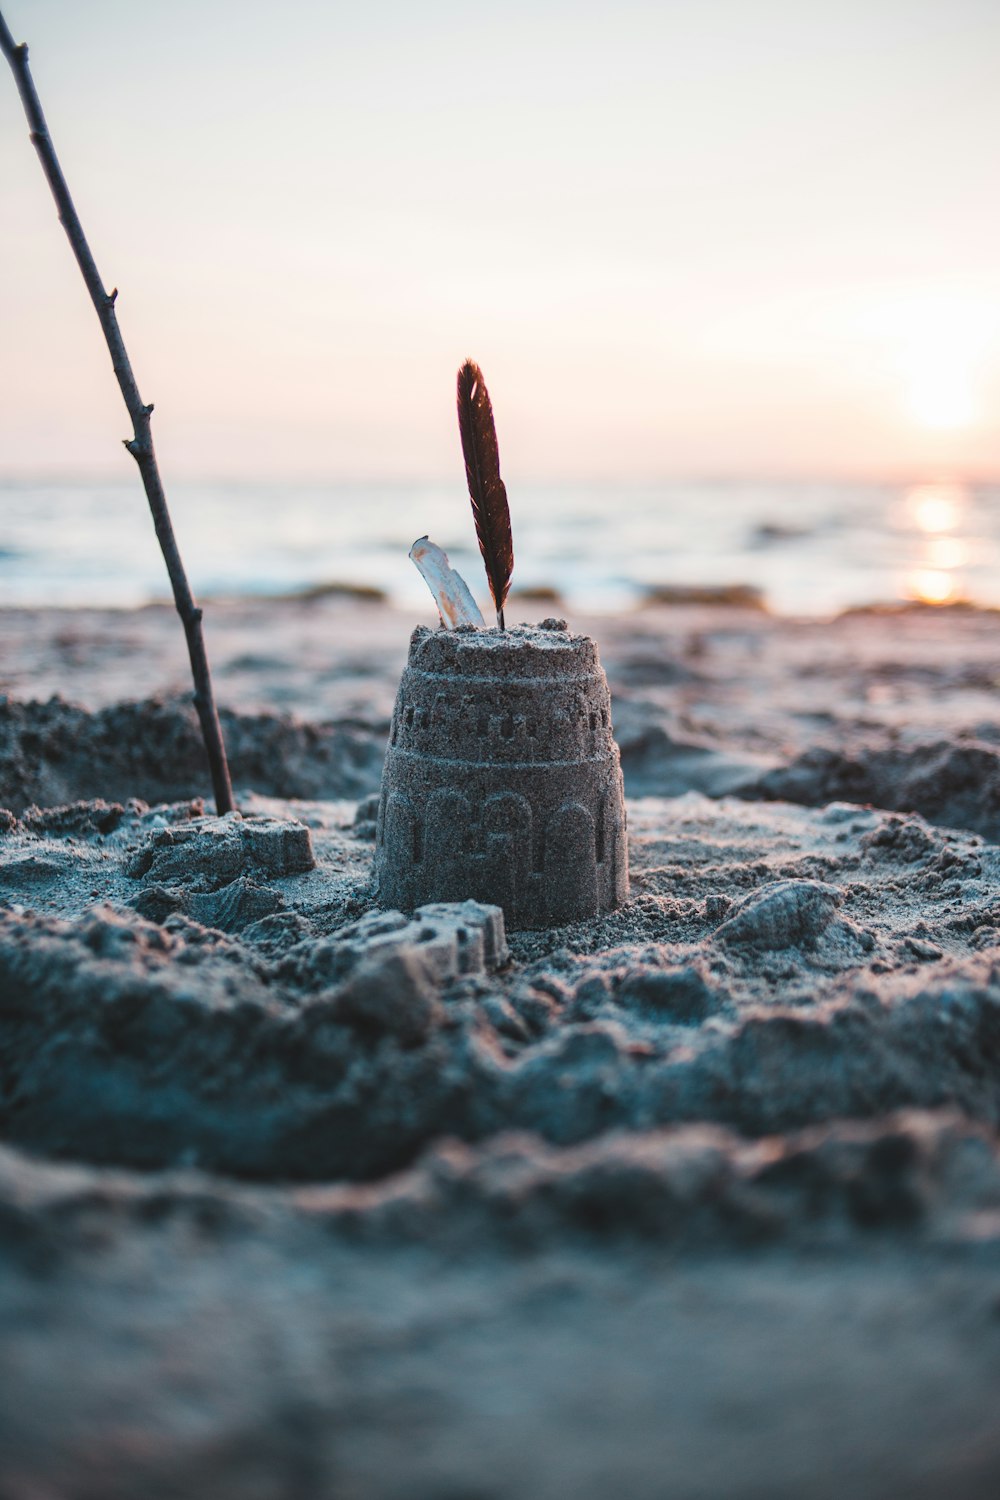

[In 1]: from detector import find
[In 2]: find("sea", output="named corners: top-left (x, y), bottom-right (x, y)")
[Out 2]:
top-left (0, 477), bottom-right (996, 617)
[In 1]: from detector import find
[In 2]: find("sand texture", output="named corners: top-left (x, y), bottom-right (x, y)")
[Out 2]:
top-left (2, 596), bottom-right (1000, 1498)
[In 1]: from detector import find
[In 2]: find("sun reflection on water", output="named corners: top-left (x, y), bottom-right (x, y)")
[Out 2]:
top-left (903, 482), bottom-right (969, 604)
top-left (910, 483), bottom-right (963, 533)
top-left (924, 536), bottom-right (967, 570)
top-left (908, 568), bottom-right (955, 604)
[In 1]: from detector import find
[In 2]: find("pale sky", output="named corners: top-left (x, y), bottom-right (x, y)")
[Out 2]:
top-left (2, 0), bottom-right (1000, 481)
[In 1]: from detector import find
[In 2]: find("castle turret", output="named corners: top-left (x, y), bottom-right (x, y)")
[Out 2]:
top-left (374, 619), bottom-right (629, 929)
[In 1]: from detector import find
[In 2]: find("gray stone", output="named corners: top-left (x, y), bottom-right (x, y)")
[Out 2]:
top-left (714, 879), bottom-right (842, 950)
top-left (374, 623), bottom-right (629, 929)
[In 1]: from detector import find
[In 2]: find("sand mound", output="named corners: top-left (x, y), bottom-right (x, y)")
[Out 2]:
top-left (1, 794), bottom-right (997, 1192)
top-left (4, 598), bottom-right (1000, 1496)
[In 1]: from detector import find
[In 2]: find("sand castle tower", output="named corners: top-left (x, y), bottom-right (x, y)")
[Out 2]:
top-left (376, 360), bottom-right (629, 928)
top-left (374, 619), bottom-right (628, 929)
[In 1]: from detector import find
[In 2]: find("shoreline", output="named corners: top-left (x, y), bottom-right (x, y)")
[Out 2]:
top-left (3, 585), bottom-right (999, 617)
top-left (3, 473), bottom-right (998, 618)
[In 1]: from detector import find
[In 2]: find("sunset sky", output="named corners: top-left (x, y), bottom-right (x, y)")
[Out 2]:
top-left (2, 0), bottom-right (999, 482)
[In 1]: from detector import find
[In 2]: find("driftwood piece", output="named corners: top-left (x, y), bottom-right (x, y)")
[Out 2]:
top-left (0, 11), bottom-right (234, 814)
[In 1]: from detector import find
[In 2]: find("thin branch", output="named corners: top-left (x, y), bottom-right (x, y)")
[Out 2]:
top-left (0, 10), bottom-right (234, 814)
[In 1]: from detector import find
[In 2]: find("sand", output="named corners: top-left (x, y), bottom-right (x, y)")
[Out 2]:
top-left (2, 594), bottom-right (1000, 1498)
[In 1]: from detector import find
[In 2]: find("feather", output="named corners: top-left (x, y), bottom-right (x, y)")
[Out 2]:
top-left (457, 360), bottom-right (513, 629)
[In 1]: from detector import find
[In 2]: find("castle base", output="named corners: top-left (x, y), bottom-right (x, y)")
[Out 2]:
top-left (374, 620), bottom-right (629, 930)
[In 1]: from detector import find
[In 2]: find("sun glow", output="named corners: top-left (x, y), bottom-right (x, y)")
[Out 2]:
top-left (906, 568), bottom-right (956, 605)
top-left (903, 361), bottom-right (978, 431)
top-left (891, 296), bottom-right (993, 433)
top-left (859, 288), bottom-right (995, 435)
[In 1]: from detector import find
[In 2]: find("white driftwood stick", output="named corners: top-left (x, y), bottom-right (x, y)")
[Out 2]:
top-left (409, 537), bottom-right (486, 629)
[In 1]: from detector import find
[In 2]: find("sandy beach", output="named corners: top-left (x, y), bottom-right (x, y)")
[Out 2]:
top-left (4, 0), bottom-right (999, 1486)
top-left (1, 594), bottom-right (1000, 1497)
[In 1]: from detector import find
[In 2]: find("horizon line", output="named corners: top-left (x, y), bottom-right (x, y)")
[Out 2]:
top-left (1, 468), bottom-right (997, 490)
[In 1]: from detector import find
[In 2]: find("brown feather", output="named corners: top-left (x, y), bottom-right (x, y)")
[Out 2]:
top-left (457, 360), bottom-right (513, 629)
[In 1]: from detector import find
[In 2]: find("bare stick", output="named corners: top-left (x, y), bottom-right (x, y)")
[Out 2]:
top-left (0, 11), bottom-right (234, 814)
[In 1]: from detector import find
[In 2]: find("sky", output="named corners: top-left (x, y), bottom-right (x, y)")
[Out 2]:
top-left (2, 0), bottom-right (1000, 482)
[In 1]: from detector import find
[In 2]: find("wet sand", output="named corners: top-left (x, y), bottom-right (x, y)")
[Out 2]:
top-left (2, 596), bottom-right (1000, 1498)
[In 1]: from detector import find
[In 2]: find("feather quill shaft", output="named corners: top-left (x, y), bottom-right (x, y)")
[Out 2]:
top-left (457, 360), bottom-right (513, 629)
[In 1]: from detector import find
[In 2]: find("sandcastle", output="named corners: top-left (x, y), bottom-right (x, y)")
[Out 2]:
top-left (374, 618), bottom-right (628, 929)
top-left (375, 360), bottom-right (629, 929)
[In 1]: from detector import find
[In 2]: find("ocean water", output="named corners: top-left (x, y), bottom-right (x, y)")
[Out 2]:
top-left (0, 477), bottom-right (996, 617)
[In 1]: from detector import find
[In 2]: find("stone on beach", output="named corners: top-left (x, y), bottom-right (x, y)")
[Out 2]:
top-left (713, 879), bottom-right (842, 949)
